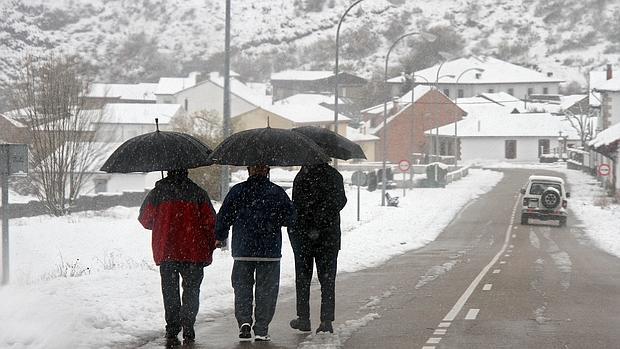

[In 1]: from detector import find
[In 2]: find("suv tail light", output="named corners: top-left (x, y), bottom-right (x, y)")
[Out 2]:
top-left (562, 200), bottom-right (567, 209)
top-left (523, 197), bottom-right (529, 206)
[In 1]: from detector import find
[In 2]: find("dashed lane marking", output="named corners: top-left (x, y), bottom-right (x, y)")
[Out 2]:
top-left (433, 329), bottom-right (447, 335)
top-left (438, 322), bottom-right (451, 328)
top-left (440, 197), bottom-right (519, 322)
top-left (493, 269), bottom-right (501, 274)
top-left (465, 308), bottom-right (480, 320)
top-left (421, 347), bottom-right (436, 349)
top-left (482, 284), bottom-right (492, 291)
top-left (499, 261), bottom-right (506, 264)
top-left (427, 338), bottom-right (442, 344)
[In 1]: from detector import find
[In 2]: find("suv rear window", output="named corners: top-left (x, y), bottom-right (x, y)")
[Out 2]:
top-left (529, 182), bottom-right (562, 195)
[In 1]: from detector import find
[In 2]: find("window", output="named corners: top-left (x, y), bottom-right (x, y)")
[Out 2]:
top-left (505, 140), bottom-right (517, 159)
top-left (94, 178), bottom-right (108, 193)
top-left (527, 87), bottom-right (534, 96)
top-left (543, 87), bottom-right (548, 94)
top-left (458, 89), bottom-right (464, 98)
top-left (487, 88), bottom-right (494, 93)
top-left (443, 89), bottom-right (450, 97)
top-left (507, 88), bottom-right (514, 96)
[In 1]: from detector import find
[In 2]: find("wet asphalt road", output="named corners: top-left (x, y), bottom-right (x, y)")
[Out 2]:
top-left (136, 168), bottom-right (620, 349)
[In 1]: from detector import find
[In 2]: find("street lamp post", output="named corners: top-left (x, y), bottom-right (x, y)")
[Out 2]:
top-left (381, 31), bottom-right (436, 206)
top-left (334, 0), bottom-right (365, 137)
top-left (453, 67), bottom-right (484, 168)
top-left (221, 0), bottom-right (231, 201)
top-left (432, 72), bottom-right (454, 161)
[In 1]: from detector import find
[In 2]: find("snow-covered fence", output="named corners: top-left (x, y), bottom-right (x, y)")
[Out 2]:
top-left (446, 165), bottom-right (470, 184)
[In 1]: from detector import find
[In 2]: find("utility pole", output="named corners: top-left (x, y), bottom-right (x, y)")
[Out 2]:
top-left (221, 0), bottom-right (231, 201)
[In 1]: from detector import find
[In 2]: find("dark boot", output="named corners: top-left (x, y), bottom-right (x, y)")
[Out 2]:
top-left (316, 321), bottom-right (333, 333)
top-left (290, 317), bottom-right (311, 332)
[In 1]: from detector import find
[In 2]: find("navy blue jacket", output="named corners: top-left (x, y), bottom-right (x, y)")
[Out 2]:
top-left (215, 175), bottom-right (295, 259)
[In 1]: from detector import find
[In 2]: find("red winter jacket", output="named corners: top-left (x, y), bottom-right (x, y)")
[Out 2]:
top-left (139, 174), bottom-right (216, 265)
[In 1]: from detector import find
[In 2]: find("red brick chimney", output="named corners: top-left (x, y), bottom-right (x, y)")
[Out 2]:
top-left (607, 64), bottom-right (613, 80)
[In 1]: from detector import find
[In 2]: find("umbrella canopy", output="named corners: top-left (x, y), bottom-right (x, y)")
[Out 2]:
top-left (292, 126), bottom-right (366, 160)
top-left (100, 131), bottom-right (213, 173)
top-left (208, 127), bottom-right (330, 166)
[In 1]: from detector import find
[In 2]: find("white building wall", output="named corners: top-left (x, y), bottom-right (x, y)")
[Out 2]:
top-left (173, 82), bottom-right (256, 118)
top-left (609, 91), bottom-right (620, 126)
top-left (84, 172), bottom-right (160, 194)
top-left (96, 123), bottom-right (173, 142)
top-left (460, 136), bottom-right (561, 162)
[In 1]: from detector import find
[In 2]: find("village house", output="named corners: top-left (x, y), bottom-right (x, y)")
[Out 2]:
top-left (361, 85), bottom-right (466, 164)
top-left (270, 70), bottom-right (366, 104)
top-left (94, 103), bottom-right (181, 142)
top-left (387, 56), bottom-right (563, 100)
top-left (85, 82), bottom-right (158, 104)
top-left (434, 112), bottom-right (579, 163)
top-left (0, 113), bottom-right (30, 144)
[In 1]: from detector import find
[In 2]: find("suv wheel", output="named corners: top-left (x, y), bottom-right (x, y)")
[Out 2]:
top-left (541, 189), bottom-right (561, 209)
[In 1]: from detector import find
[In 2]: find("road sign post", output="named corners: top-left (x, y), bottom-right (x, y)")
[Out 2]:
top-left (1, 144), bottom-right (28, 285)
top-left (351, 171), bottom-right (367, 222)
top-left (398, 160), bottom-right (410, 197)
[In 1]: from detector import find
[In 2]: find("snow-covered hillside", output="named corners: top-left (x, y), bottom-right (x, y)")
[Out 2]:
top-left (1, 0), bottom-right (619, 96)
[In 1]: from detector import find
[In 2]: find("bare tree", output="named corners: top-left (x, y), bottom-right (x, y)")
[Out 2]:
top-left (8, 54), bottom-right (105, 215)
top-left (563, 101), bottom-right (597, 149)
top-left (170, 109), bottom-right (225, 200)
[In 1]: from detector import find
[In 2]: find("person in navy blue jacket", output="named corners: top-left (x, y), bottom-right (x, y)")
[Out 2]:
top-left (215, 164), bottom-right (295, 342)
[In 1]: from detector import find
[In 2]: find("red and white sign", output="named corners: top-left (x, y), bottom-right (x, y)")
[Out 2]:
top-left (398, 159), bottom-right (410, 172)
top-left (598, 163), bottom-right (611, 177)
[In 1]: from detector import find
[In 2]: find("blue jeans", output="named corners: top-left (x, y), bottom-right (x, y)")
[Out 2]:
top-left (232, 260), bottom-right (280, 336)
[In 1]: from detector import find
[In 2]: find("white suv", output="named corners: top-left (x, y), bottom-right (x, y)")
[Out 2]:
top-left (520, 175), bottom-right (569, 227)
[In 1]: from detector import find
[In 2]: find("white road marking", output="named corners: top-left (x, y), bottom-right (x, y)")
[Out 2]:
top-left (512, 234), bottom-right (516, 238)
top-left (427, 338), bottom-right (442, 344)
top-left (499, 261), bottom-right (506, 264)
top-left (440, 197), bottom-right (520, 322)
top-left (505, 254), bottom-right (511, 257)
top-left (482, 284), bottom-right (492, 291)
top-left (493, 269), bottom-right (501, 274)
top-left (509, 244), bottom-right (514, 248)
top-left (465, 308), bottom-right (480, 320)
top-left (421, 347), bottom-right (436, 349)
top-left (438, 322), bottom-right (451, 328)
top-left (433, 329), bottom-right (447, 335)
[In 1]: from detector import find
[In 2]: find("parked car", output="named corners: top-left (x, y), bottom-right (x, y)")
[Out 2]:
top-left (520, 175), bottom-right (569, 227)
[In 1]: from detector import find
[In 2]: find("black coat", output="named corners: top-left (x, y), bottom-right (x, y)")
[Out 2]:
top-left (289, 163), bottom-right (347, 251)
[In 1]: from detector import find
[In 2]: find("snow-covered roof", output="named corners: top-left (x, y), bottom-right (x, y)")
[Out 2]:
top-left (259, 103), bottom-right (350, 124)
top-left (0, 113), bottom-right (26, 128)
top-left (456, 96), bottom-right (515, 117)
top-left (276, 93), bottom-right (347, 106)
top-left (589, 122), bottom-right (620, 148)
top-left (594, 76), bottom-right (620, 92)
top-left (87, 83), bottom-right (158, 101)
top-left (435, 113), bottom-right (579, 138)
top-left (207, 73), bottom-right (268, 106)
top-left (271, 70), bottom-right (334, 81)
top-left (155, 72), bottom-right (200, 95)
top-left (410, 56), bottom-right (563, 85)
top-left (99, 104), bottom-right (181, 124)
top-left (346, 126), bottom-right (380, 142)
top-left (361, 85), bottom-right (432, 115)
top-left (479, 92), bottom-right (527, 112)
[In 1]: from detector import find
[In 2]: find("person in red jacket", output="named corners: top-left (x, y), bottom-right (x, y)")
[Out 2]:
top-left (139, 169), bottom-right (216, 346)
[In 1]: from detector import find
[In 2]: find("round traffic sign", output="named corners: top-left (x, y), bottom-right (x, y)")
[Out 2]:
top-left (398, 159), bottom-right (410, 172)
top-left (598, 163), bottom-right (611, 177)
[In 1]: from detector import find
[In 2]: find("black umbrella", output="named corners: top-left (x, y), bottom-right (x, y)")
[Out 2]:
top-left (208, 127), bottom-right (330, 166)
top-left (292, 126), bottom-right (366, 160)
top-left (100, 128), bottom-right (213, 173)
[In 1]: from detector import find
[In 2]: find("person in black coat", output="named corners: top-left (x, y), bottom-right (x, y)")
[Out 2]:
top-left (288, 162), bottom-right (347, 334)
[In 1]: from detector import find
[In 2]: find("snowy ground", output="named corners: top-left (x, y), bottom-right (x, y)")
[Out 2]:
top-left (0, 168), bottom-right (502, 349)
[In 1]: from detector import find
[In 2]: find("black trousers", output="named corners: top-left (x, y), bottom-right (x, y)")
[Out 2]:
top-left (294, 248), bottom-right (338, 322)
top-left (160, 262), bottom-right (204, 337)
top-left (231, 260), bottom-right (280, 336)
